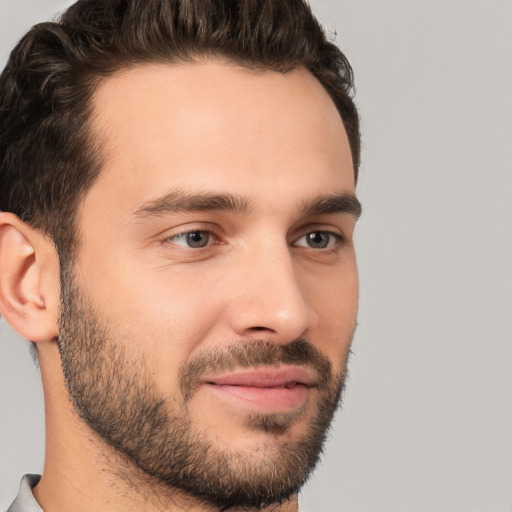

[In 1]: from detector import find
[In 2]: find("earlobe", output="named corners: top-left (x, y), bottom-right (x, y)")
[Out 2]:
top-left (0, 212), bottom-right (60, 343)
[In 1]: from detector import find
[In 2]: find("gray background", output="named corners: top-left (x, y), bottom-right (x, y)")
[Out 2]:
top-left (1, 1), bottom-right (511, 511)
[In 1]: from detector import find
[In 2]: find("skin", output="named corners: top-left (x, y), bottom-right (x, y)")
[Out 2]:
top-left (0, 60), bottom-right (359, 511)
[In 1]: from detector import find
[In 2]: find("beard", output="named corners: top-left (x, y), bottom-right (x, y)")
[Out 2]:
top-left (56, 271), bottom-right (350, 510)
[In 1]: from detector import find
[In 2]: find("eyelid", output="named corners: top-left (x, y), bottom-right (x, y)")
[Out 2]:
top-left (291, 221), bottom-right (345, 241)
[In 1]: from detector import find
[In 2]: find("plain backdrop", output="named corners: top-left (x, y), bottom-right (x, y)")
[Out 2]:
top-left (1, 1), bottom-right (511, 511)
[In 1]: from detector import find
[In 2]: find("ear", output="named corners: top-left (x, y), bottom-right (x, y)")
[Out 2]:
top-left (0, 212), bottom-right (60, 343)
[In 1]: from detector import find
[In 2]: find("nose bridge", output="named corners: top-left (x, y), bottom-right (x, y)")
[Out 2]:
top-left (228, 239), bottom-right (318, 342)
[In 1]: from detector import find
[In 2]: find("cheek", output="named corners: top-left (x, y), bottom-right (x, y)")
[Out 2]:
top-left (138, 280), bottom-right (223, 353)
top-left (78, 258), bottom-right (227, 385)
top-left (305, 261), bottom-right (358, 365)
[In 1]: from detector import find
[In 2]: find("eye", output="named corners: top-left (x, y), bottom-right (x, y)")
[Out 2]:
top-left (293, 231), bottom-right (341, 249)
top-left (169, 230), bottom-right (213, 248)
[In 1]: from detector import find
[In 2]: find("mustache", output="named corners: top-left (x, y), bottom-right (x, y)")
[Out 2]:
top-left (179, 338), bottom-right (334, 401)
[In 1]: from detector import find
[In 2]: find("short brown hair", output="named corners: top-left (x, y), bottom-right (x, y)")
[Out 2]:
top-left (0, 0), bottom-right (360, 261)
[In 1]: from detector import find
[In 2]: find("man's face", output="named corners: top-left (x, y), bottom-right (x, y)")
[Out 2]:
top-left (58, 60), bottom-right (359, 509)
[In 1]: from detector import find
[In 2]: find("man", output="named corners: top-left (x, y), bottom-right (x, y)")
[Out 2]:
top-left (0, 0), bottom-right (361, 510)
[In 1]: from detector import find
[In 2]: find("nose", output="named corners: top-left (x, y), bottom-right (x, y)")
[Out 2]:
top-left (226, 244), bottom-right (318, 344)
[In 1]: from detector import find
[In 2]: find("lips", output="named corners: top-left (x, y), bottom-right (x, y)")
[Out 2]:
top-left (202, 365), bottom-right (316, 412)
top-left (206, 366), bottom-right (316, 388)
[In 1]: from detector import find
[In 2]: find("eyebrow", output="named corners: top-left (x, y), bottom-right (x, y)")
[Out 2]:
top-left (132, 190), bottom-right (361, 220)
top-left (302, 193), bottom-right (362, 220)
top-left (133, 190), bottom-right (250, 218)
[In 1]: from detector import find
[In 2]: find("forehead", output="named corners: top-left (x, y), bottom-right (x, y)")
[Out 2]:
top-left (85, 60), bottom-right (354, 217)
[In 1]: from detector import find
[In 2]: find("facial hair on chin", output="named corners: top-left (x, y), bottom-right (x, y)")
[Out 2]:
top-left (56, 271), bottom-right (350, 510)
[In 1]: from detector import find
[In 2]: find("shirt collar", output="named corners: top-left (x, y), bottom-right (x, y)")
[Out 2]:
top-left (7, 475), bottom-right (43, 512)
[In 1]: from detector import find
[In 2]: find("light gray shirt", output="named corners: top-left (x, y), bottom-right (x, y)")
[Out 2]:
top-left (6, 475), bottom-right (42, 512)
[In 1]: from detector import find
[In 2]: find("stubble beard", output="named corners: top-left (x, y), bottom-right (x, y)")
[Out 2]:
top-left (56, 271), bottom-right (351, 510)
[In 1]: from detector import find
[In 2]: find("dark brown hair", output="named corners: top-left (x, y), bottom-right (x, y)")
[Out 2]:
top-left (0, 0), bottom-right (360, 261)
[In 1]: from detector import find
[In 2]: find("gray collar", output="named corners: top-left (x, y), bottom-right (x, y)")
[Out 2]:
top-left (7, 475), bottom-right (43, 512)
